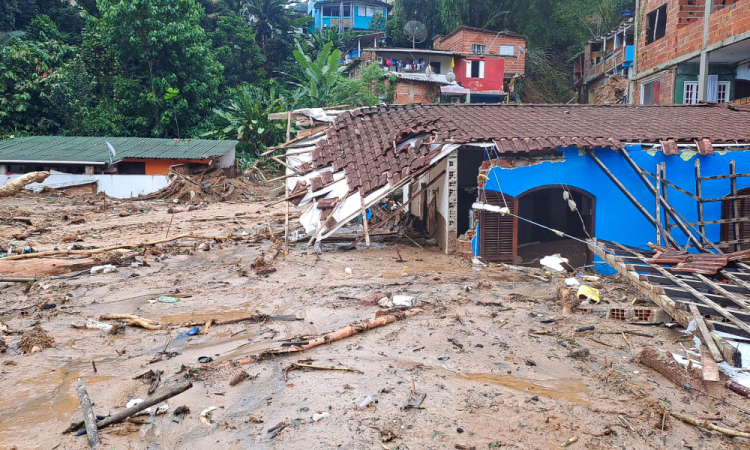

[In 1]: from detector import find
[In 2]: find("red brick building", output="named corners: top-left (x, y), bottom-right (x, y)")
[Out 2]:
top-left (633, 0), bottom-right (750, 105)
top-left (357, 26), bottom-right (526, 104)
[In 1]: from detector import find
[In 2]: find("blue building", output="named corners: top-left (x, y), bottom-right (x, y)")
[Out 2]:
top-left (308, 0), bottom-right (390, 33)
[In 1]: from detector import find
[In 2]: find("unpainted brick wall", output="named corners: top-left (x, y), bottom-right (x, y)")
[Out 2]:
top-left (434, 28), bottom-right (526, 74)
top-left (638, 0), bottom-right (750, 74)
top-left (634, 67), bottom-right (676, 104)
top-left (392, 80), bottom-right (440, 105)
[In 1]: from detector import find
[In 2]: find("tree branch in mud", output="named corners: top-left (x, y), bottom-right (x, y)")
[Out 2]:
top-left (228, 309), bottom-right (423, 366)
top-left (100, 314), bottom-right (162, 331)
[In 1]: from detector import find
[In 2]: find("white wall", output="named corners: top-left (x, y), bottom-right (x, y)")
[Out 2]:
top-left (218, 147), bottom-right (236, 168)
top-left (1, 174), bottom-right (171, 198)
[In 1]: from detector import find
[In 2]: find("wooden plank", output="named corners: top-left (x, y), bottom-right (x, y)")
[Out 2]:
top-left (700, 345), bottom-right (721, 382)
top-left (619, 149), bottom-right (705, 251)
top-left (695, 159), bottom-right (705, 242)
top-left (699, 172), bottom-right (750, 181)
top-left (676, 300), bottom-right (750, 324)
top-left (731, 160), bottom-right (741, 252)
top-left (699, 194), bottom-right (750, 203)
top-left (617, 244), bottom-right (750, 337)
top-left (688, 304), bottom-right (725, 363)
top-left (656, 164), bottom-right (662, 245)
top-left (661, 162), bottom-right (672, 241)
top-left (694, 273), bottom-right (750, 311)
top-left (586, 151), bottom-right (680, 248)
top-left (711, 331), bottom-right (743, 366)
top-left (360, 191), bottom-right (370, 247)
top-left (643, 168), bottom-right (700, 200)
top-left (684, 216), bottom-right (750, 227)
top-left (665, 286), bottom-right (750, 310)
top-left (640, 274), bottom-right (750, 295)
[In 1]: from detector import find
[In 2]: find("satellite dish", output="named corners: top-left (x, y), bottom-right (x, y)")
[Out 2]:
top-left (446, 71), bottom-right (456, 83)
top-left (403, 20), bottom-right (428, 49)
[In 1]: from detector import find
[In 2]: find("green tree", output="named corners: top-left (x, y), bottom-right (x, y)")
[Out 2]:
top-left (293, 41), bottom-right (345, 107)
top-left (97, 0), bottom-right (223, 137)
top-left (368, 12), bottom-right (386, 31)
top-left (331, 63), bottom-right (395, 107)
top-left (210, 12), bottom-right (266, 89)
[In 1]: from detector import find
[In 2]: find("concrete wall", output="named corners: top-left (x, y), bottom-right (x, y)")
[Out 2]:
top-left (1, 174), bottom-right (171, 198)
top-left (473, 145), bottom-right (750, 270)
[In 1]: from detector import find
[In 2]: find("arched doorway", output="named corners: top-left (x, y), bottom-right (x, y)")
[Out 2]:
top-left (516, 186), bottom-right (596, 268)
top-left (478, 186), bottom-right (596, 266)
top-left (720, 187), bottom-right (750, 251)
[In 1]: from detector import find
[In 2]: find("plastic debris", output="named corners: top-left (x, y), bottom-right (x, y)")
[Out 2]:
top-left (564, 278), bottom-right (580, 288)
top-left (378, 295), bottom-right (419, 308)
top-left (344, 267), bottom-right (353, 275)
top-left (90, 265), bottom-right (117, 275)
top-left (359, 396), bottom-right (376, 409)
top-left (156, 296), bottom-right (180, 304)
top-left (187, 326), bottom-right (199, 336)
top-left (540, 254), bottom-right (569, 273)
top-left (84, 318), bottom-right (113, 333)
top-left (200, 406), bottom-right (218, 426)
top-left (577, 285), bottom-right (600, 304)
top-left (312, 412), bottom-right (330, 422)
top-left (126, 398), bottom-right (169, 416)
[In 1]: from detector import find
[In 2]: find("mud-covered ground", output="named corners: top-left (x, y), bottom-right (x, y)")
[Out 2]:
top-left (1, 194), bottom-right (749, 449)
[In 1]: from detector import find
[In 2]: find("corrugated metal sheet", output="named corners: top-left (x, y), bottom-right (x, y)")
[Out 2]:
top-left (0, 136), bottom-right (238, 163)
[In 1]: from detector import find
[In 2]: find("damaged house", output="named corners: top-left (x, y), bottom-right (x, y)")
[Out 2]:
top-left (281, 104), bottom-right (750, 268)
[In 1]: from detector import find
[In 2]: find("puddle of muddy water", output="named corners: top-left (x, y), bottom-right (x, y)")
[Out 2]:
top-left (459, 373), bottom-right (590, 405)
top-left (0, 366), bottom-right (112, 448)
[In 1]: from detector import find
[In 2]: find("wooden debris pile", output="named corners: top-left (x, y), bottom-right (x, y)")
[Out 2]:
top-left (143, 165), bottom-right (257, 203)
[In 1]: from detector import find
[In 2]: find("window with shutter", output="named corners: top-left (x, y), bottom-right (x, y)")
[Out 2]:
top-left (479, 191), bottom-right (517, 263)
top-left (721, 188), bottom-right (750, 250)
top-left (479, 61), bottom-right (485, 79)
top-left (684, 81), bottom-right (698, 104)
top-left (466, 61), bottom-right (473, 78)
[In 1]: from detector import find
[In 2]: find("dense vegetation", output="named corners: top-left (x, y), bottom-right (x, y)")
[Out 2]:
top-left (0, 0), bottom-right (633, 158)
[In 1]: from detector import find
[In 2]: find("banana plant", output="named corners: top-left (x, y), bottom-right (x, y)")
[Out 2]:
top-left (292, 40), bottom-right (346, 107)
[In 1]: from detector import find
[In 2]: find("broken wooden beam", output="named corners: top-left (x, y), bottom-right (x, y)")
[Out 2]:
top-left (95, 382), bottom-right (192, 430)
top-left (76, 378), bottom-right (100, 449)
top-left (687, 304), bottom-right (724, 364)
top-left (639, 346), bottom-right (703, 391)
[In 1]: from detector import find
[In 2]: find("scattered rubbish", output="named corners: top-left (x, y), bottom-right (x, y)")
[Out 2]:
top-left (197, 242), bottom-right (210, 251)
top-left (564, 278), bottom-right (580, 288)
top-left (540, 318), bottom-right (555, 324)
top-left (173, 405), bottom-right (190, 416)
top-left (378, 295), bottom-right (419, 308)
top-left (568, 348), bottom-right (590, 359)
top-left (156, 296), bottom-right (181, 304)
top-left (576, 326), bottom-right (595, 332)
top-left (345, 267), bottom-right (353, 275)
top-left (199, 406), bottom-right (218, 426)
top-left (561, 436), bottom-right (578, 447)
top-left (198, 356), bottom-right (213, 363)
top-left (230, 371), bottom-right (254, 386)
top-left (72, 318), bottom-right (114, 333)
top-left (90, 264), bottom-right (117, 275)
top-left (670, 410), bottom-right (750, 439)
top-left (186, 326), bottom-right (200, 336)
top-left (540, 254), bottom-right (569, 273)
top-left (577, 285), bottom-right (600, 304)
top-left (125, 398), bottom-right (169, 417)
top-left (359, 396), bottom-right (376, 409)
top-left (405, 379), bottom-right (426, 409)
top-left (247, 415), bottom-right (264, 424)
top-left (312, 412), bottom-right (330, 422)
top-left (19, 326), bottom-right (55, 354)
top-left (268, 422), bottom-right (288, 439)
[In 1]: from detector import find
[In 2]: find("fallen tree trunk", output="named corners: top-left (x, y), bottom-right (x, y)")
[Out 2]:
top-left (76, 378), bottom-right (100, 449)
top-left (639, 346), bottom-right (703, 391)
top-left (670, 410), bottom-right (750, 438)
top-left (230, 309), bottom-right (423, 366)
top-left (2, 233), bottom-right (208, 261)
top-left (0, 258), bottom-right (99, 278)
top-left (0, 171), bottom-right (50, 198)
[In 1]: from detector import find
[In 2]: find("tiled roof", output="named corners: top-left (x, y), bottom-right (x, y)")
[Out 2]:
top-left (309, 104), bottom-right (750, 196)
top-left (0, 136), bottom-right (238, 164)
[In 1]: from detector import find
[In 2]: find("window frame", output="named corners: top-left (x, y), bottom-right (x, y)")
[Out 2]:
top-left (499, 45), bottom-right (514, 56)
top-left (472, 43), bottom-right (487, 54)
top-left (684, 81), bottom-right (698, 104)
top-left (646, 4), bottom-right (667, 44)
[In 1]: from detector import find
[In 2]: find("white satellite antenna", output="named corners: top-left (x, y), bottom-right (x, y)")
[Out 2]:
top-left (403, 20), bottom-right (428, 49)
top-left (106, 141), bottom-right (116, 166)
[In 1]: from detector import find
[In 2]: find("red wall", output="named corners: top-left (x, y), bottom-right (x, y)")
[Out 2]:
top-left (454, 57), bottom-right (505, 92)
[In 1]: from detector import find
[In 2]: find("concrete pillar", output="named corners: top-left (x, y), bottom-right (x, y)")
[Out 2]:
top-left (0, 164), bottom-right (7, 174)
top-left (697, 0), bottom-right (714, 101)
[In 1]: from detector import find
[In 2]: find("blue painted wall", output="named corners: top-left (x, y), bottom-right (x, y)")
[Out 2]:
top-left (471, 145), bottom-right (750, 270)
top-left (309, 3), bottom-right (387, 32)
